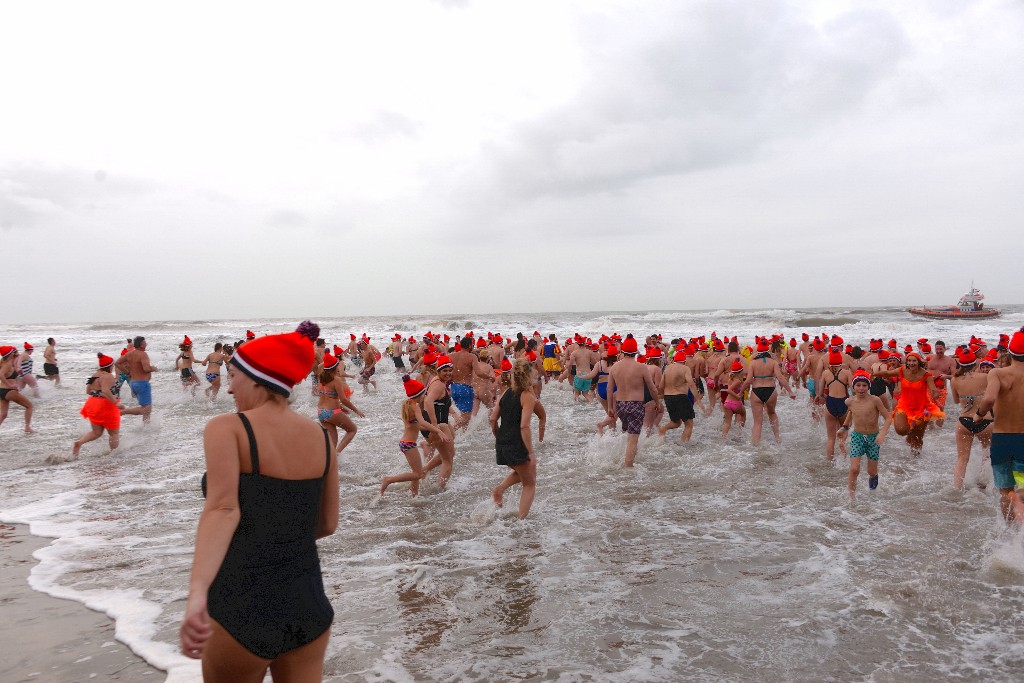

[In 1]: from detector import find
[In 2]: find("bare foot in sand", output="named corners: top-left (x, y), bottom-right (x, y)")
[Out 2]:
top-left (492, 488), bottom-right (503, 507)
top-left (410, 479), bottom-right (419, 497)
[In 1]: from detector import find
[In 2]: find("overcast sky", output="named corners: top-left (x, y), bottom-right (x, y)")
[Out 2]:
top-left (3, 0), bottom-right (1022, 324)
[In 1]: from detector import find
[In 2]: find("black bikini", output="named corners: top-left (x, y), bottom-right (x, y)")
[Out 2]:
top-left (204, 413), bottom-right (334, 659)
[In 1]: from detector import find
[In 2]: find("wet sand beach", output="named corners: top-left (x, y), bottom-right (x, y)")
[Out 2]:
top-left (0, 523), bottom-right (164, 682)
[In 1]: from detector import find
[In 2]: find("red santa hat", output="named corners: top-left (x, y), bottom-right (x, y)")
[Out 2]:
top-left (23, 342), bottom-right (33, 350)
top-left (1009, 329), bottom-right (1024, 357)
top-left (246, 330), bottom-right (256, 340)
top-left (436, 354), bottom-right (453, 370)
top-left (828, 351), bottom-right (843, 366)
top-left (402, 374), bottom-right (425, 399)
top-left (501, 357), bottom-right (513, 373)
top-left (97, 353), bottom-right (115, 369)
top-left (231, 321), bottom-right (319, 397)
top-left (322, 353), bottom-right (340, 371)
top-left (730, 359), bottom-right (744, 373)
top-left (621, 337), bottom-right (639, 354)
top-left (0, 346), bottom-right (16, 358)
top-left (183, 335), bottom-right (192, 346)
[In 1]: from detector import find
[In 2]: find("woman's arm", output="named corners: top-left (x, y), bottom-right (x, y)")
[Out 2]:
top-left (520, 392), bottom-right (535, 455)
top-left (533, 397), bottom-right (546, 443)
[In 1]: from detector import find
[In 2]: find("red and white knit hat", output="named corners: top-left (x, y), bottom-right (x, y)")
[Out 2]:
top-left (231, 321), bottom-right (320, 396)
top-left (322, 353), bottom-right (340, 371)
top-left (1, 345), bottom-right (17, 358)
top-left (98, 353), bottom-right (115, 369)
top-left (403, 374), bottom-right (425, 398)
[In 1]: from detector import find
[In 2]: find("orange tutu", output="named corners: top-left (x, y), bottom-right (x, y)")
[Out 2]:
top-left (892, 371), bottom-right (944, 428)
top-left (81, 395), bottom-right (121, 431)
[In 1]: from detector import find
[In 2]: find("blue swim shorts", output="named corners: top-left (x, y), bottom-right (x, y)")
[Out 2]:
top-left (807, 379), bottom-right (816, 398)
top-left (451, 382), bottom-right (474, 413)
top-left (990, 433), bottom-right (1024, 490)
top-left (129, 380), bottom-right (152, 407)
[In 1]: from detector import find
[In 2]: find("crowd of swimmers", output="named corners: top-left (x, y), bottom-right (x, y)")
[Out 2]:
top-left (4, 326), bottom-right (1024, 520)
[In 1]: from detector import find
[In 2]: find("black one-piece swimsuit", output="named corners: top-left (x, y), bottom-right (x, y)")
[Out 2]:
top-left (205, 413), bottom-right (334, 659)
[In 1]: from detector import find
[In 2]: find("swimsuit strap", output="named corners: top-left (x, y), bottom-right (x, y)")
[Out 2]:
top-left (321, 427), bottom-right (331, 478)
top-left (237, 412), bottom-right (260, 475)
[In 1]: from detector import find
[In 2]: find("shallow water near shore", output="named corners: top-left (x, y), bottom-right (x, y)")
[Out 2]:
top-left (3, 306), bottom-right (1024, 682)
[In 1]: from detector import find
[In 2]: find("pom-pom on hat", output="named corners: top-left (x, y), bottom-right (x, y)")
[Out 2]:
top-left (878, 350), bottom-right (890, 360)
top-left (756, 339), bottom-right (770, 353)
top-left (673, 351), bottom-right (686, 363)
top-left (730, 359), bottom-right (744, 373)
top-left (887, 339), bottom-right (897, 349)
top-left (828, 351), bottom-right (843, 366)
top-left (621, 337), bottom-right (639, 354)
top-left (183, 335), bottom-right (192, 346)
top-left (97, 353), bottom-right (115, 369)
top-left (801, 333), bottom-right (810, 341)
top-left (422, 351), bottom-right (438, 367)
top-left (402, 374), bottom-right (425, 399)
top-left (333, 345), bottom-right (344, 356)
top-left (23, 342), bottom-right (33, 350)
top-left (476, 337), bottom-right (487, 348)
top-left (0, 345), bottom-right (16, 359)
top-left (869, 339), bottom-right (883, 352)
top-left (830, 335), bottom-right (844, 348)
top-left (501, 357), bottom-right (513, 373)
top-left (436, 355), bottom-right (453, 370)
top-left (812, 339), bottom-right (826, 351)
top-left (322, 353), bottom-right (340, 371)
top-left (231, 321), bottom-right (320, 397)
top-left (606, 345), bottom-right (619, 356)
top-left (246, 330), bottom-right (256, 340)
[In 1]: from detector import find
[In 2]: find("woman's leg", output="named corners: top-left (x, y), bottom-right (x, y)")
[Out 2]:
top-left (766, 393), bottom-right (782, 443)
top-left (268, 627), bottom-right (331, 683)
top-left (73, 423), bottom-right (105, 456)
top-left (953, 423), bottom-right (973, 488)
top-left (201, 619), bottom-right (271, 683)
top-left (750, 394), bottom-right (765, 445)
top-left (511, 458), bottom-right (537, 519)
top-left (329, 413), bottom-right (358, 453)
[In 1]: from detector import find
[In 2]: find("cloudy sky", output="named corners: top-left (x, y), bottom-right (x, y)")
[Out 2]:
top-left (3, 0), bottom-right (1022, 324)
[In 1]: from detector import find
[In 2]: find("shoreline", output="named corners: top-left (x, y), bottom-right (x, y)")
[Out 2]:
top-left (0, 522), bottom-right (165, 682)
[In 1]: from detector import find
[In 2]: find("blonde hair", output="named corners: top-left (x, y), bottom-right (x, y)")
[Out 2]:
top-left (512, 359), bottom-right (533, 394)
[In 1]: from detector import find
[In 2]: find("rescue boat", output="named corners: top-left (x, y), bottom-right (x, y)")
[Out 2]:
top-left (908, 285), bottom-right (1001, 320)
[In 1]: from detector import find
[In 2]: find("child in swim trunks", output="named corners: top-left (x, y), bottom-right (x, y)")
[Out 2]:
top-left (841, 371), bottom-right (892, 495)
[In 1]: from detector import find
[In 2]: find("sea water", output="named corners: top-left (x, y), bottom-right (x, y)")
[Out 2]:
top-left (3, 306), bottom-right (1024, 682)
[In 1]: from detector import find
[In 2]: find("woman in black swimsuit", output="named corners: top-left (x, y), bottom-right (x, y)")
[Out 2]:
top-left (0, 345), bottom-right (34, 433)
top-left (743, 340), bottom-right (796, 446)
top-left (490, 358), bottom-right (546, 519)
top-left (422, 355), bottom-right (457, 488)
top-left (951, 348), bottom-right (992, 489)
top-left (180, 322), bottom-right (339, 681)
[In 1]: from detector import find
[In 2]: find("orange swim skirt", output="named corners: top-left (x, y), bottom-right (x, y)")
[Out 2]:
top-left (81, 395), bottom-right (121, 431)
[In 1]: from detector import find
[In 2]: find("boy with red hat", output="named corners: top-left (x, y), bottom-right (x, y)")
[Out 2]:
top-left (839, 370), bottom-right (893, 495)
top-left (975, 329), bottom-right (1024, 521)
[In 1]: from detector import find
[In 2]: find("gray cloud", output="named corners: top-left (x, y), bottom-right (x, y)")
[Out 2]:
top-left (422, 1), bottom-right (910, 238)
top-left (0, 163), bottom-right (153, 230)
